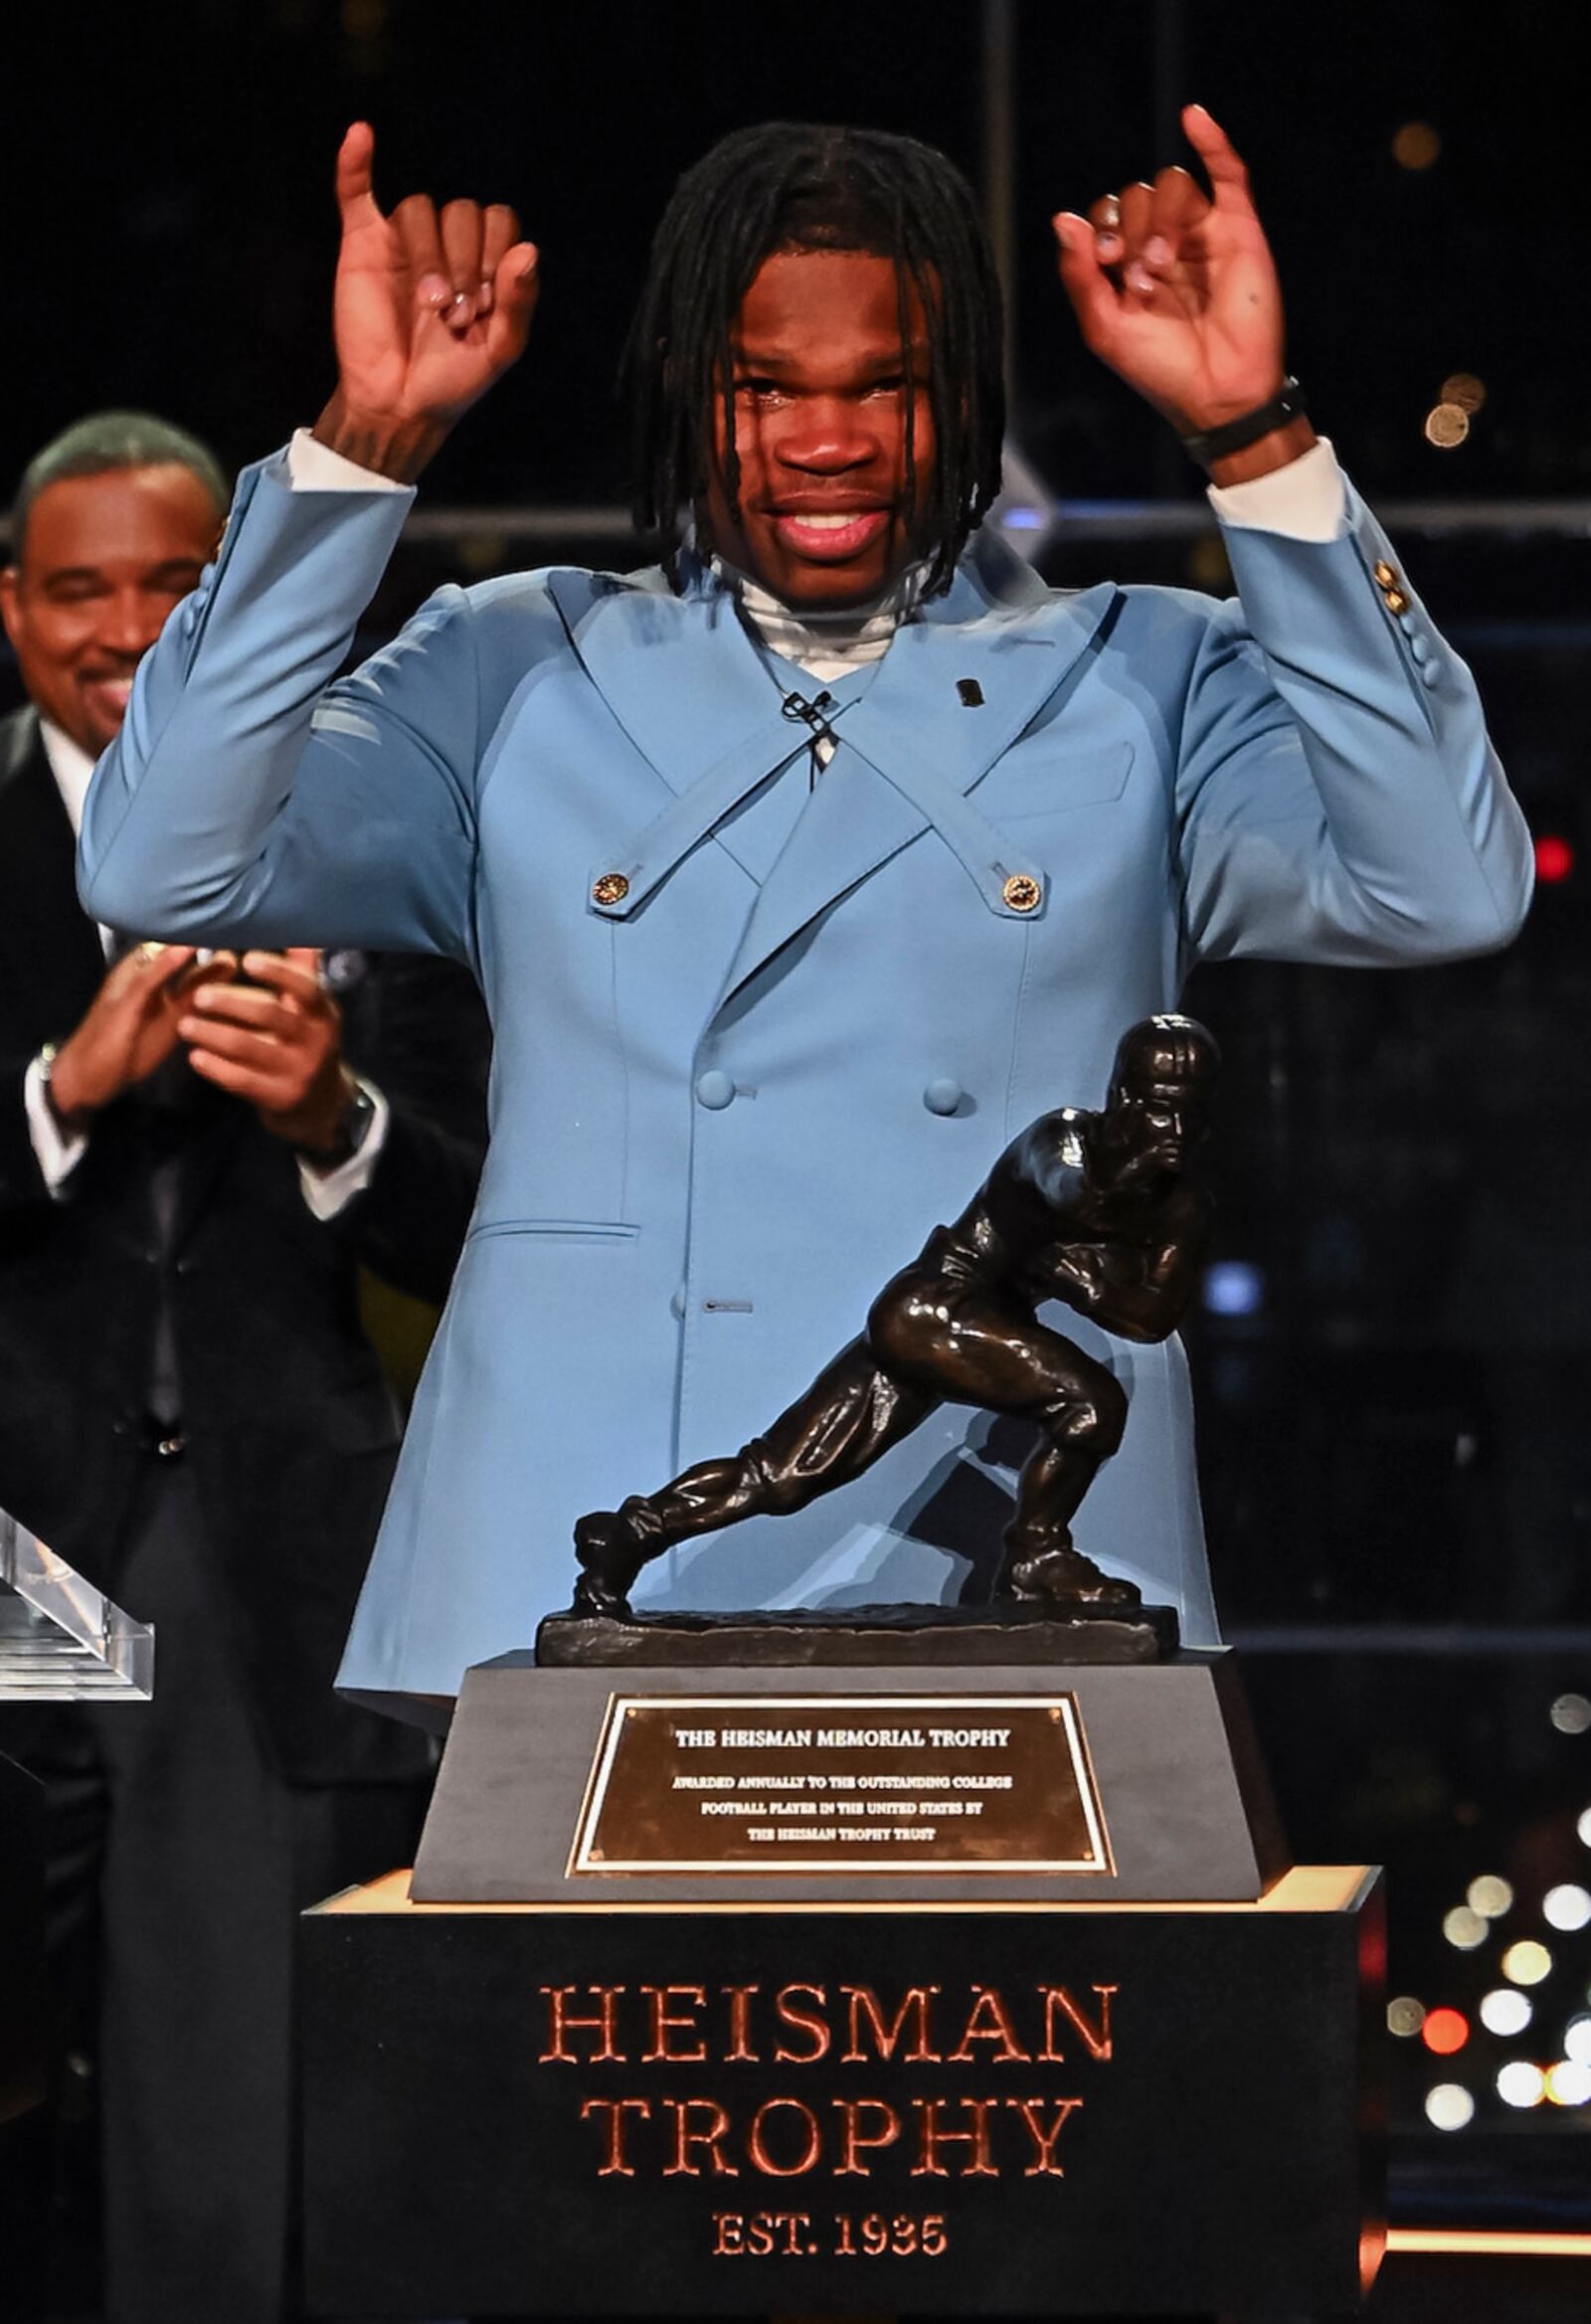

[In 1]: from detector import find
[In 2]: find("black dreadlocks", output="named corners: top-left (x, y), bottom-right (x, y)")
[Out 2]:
top-left (621, 121), bottom-right (1006, 599)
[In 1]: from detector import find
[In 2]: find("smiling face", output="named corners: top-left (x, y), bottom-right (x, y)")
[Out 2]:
top-left (701, 247), bottom-right (937, 611)
top-left (0, 464), bottom-right (221, 757)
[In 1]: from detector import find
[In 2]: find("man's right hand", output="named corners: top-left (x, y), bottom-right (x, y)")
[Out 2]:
top-left (47, 944), bottom-right (233, 1128)
top-left (311, 122), bottom-right (540, 483)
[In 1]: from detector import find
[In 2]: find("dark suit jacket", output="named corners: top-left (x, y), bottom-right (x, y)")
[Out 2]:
top-left (0, 708), bottom-right (489, 1780)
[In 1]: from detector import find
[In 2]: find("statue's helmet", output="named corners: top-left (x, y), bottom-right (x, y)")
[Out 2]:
top-left (1109, 1014), bottom-right (1221, 1103)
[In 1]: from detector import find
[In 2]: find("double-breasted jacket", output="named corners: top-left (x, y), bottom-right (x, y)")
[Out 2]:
top-left (79, 452), bottom-right (1532, 1707)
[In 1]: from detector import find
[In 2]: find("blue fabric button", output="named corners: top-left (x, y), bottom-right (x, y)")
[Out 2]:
top-left (923, 1077), bottom-right (965, 1116)
top-left (695, 1069), bottom-right (736, 1110)
top-left (1399, 612), bottom-right (1418, 635)
top-left (1409, 632), bottom-right (1430, 663)
top-left (1420, 660), bottom-right (1441, 688)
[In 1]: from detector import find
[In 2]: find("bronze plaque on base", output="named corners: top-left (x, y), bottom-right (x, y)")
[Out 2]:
top-left (569, 1693), bottom-right (1111, 1877)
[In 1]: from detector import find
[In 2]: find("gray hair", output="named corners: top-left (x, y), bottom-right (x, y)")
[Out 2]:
top-left (9, 410), bottom-right (230, 561)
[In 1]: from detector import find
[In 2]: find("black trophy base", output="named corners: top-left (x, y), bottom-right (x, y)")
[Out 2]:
top-left (303, 1868), bottom-right (1384, 2317)
top-left (411, 1650), bottom-right (1287, 1904)
top-left (536, 1596), bottom-right (1178, 1670)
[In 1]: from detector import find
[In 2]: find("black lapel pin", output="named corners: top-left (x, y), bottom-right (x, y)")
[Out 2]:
top-left (957, 677), bottom-right (984, 708)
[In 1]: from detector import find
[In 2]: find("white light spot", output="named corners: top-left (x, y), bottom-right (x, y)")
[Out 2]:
top-left (1467, 1874), bottom-right (1513, 1919)
top-left (1502, 1939), bottom-right (1553, 1986)
top-left (1479, 1988), bottom-right (1532, 2037)
top-left (1424, 2082), bottom-right (1475, 2131)
top-left (1546, 2059), bottom-right (1591, 2107)
top-left (1550, 1694), bottom-right (1591, 1736)
top-left (1387, 1996), bottom-right (1426, 2038)
top-left (1497, 2060), bottom-right (1547, 2108)
top-left (1444, 1905), bottom-right (1489, 1950)
top-left (1544, 1884), bottom-right (1591, 1932)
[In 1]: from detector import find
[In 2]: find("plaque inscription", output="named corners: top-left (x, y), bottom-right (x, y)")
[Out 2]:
top-left (569, 1694), bottom-right (1112, 1876)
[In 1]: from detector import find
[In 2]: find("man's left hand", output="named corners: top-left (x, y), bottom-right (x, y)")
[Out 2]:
top-left (179, 947), bottom-right (354, 1152)
top-left (1052, 104), bottom-right (1315, 474)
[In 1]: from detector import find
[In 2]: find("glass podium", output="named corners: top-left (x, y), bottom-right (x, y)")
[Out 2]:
top-left (0, 1504), bottom-right (153, 1701)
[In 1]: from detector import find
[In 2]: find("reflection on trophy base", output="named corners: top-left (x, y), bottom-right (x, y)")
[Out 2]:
top-left (535, 1595), bottom-right (1178, 1670)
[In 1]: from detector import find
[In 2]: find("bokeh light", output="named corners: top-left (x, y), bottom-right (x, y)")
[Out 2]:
top-left (1577, 1806), bottom-right (1591, 1848)
top-left (1544, 1884), bottom-right (1591, 1932)
top-left (1502, 1940), bottom-right (1553, 1986)
top-left (1441, 373), bottom-right (1487, 414)
top-left (1550, 1694), bottom-right (1591, 1735)
top-left (1444, 1905), bottom-right (1489, 1950)
top-left (1468, 1875), bottom-right (1513, 1918)
top-left (1563, 2016), bottom-right (1591, 2064)
top-left (1480, 1988), bottom-right (1533, 2037)
top-left (1546, 2060), bottom-right (1591, 2107)
top-left (1424, 2083), bottom-right (1475, 2131)
top-left (1392, 121), bottom-right (1443, 170)
top-left (1421, 2008), bottom-right (1469, 2056)
top-left (1424, 403), bottom-right (1471, 448)
top-left (1534, 835), bottom-right (1575, 885)
top-left (1202, 1260), bottom-right (1265, 1318)
top-left (1497, 2060), bottom-right (1547, 2108)
top-left (1387, 1996), bottom-right (1427, 2038)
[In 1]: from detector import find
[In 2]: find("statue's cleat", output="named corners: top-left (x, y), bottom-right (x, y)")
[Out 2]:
top-left (999, 1541), bottom-right (1142, 1608)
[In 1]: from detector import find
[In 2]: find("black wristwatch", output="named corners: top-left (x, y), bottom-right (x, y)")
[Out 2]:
top-left (299, 1077), bottom-right (378, 1169)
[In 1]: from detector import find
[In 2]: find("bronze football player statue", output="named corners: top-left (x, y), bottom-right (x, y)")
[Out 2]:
top-left (574, 1015), bottom-right (1218, 1618)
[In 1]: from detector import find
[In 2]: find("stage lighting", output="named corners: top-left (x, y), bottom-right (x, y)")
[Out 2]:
top-left (1421, 2008), bottom-right (1469, 2056)
top-left (1424, 2082), bottom-right (1475, 2130)
top-left (1392, 122), bottom-right (1442, 170)
top-left (1543, 1885), bottom-right (1591, 1932)
top-left (1501, 1940), bottom-right (1552, 1986)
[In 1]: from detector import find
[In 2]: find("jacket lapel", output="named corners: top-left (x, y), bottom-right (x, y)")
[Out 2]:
top-left (0, 711), bottom-right (108, 1031)
top-left (547, 563), bottom-right (818, 898)
top-left (549, 541), bottom-right (1119, 1001)
top-left (717, 545), bottom-right (1120, 1003)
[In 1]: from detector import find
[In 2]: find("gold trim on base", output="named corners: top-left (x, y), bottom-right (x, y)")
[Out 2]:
top-left (310, 1863), bottom-right (1375, 1917)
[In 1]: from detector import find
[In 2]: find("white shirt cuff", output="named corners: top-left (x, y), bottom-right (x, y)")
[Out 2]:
top-left (1206, 437), bottom-right (1346, 544)
top-left (297, 1078), bottom-right (391, 1220)
top-left (287, 427), bottom-right (409, 493)
top-left (24, 1055), bottom-right (89, 1197)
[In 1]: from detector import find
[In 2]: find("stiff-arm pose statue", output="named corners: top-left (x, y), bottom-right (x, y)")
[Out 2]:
top-left (575, 1016), bottom-right (1217, 1617)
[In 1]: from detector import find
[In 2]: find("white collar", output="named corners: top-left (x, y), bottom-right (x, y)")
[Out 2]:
top-left (38, 717), bottom-right (96, 838)
top-left (712, 556), bottom-right (929, 681)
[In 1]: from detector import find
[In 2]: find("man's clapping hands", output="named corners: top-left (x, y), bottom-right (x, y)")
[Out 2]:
top-left (49, 944), bottom-right (357, 1157)
top-left (179, 949), bottom-right (359, 1155)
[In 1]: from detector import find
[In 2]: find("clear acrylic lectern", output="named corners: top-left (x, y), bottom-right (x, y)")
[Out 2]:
top-left (0, 1504), bottom-right (152, 1700)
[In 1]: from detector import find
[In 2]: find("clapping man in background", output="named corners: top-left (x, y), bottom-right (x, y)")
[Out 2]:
top-left (0, 411), bottom-right (489, 2320)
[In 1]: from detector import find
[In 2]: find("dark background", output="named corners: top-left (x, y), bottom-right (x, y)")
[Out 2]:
top-left (3, 0), bottom-right (1589, 2207)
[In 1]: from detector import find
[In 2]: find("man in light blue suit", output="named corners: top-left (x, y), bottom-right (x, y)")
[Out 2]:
top-left (80, 111), bottom-right (1531, 1718)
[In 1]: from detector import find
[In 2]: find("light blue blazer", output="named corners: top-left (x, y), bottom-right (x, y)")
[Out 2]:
top-left (80, 452), bottom-right (1532, 1709)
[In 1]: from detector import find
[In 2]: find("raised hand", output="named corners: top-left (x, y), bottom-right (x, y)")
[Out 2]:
top-left (1053, 105), bottom-right (1314, 475)
top-left (47, 945), bottom-right (234, 1127)
top-left (313, 122), bottom-right (540, 480)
